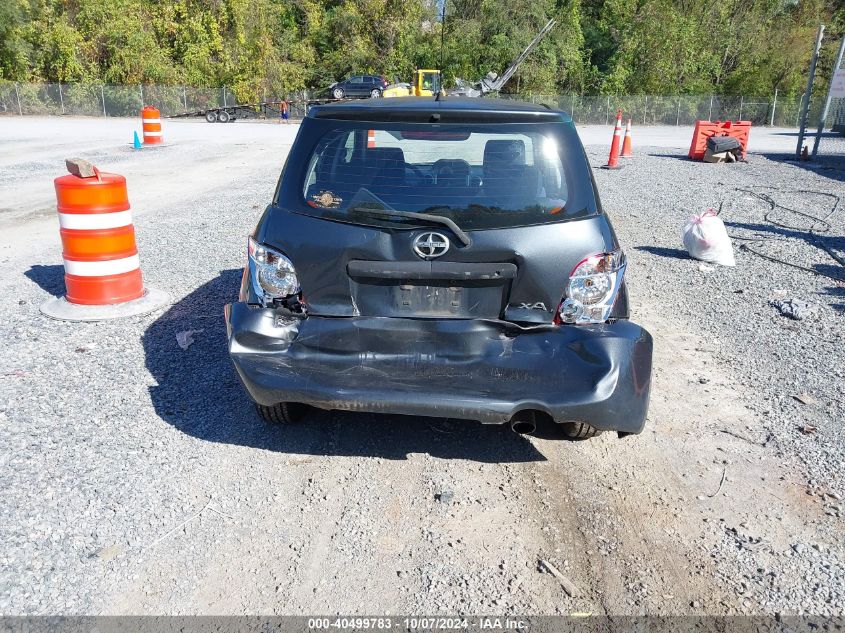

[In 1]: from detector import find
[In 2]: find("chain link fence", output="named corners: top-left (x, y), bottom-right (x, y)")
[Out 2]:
top-left (498, 93), bottom-right (814, 127)
top-left (0, 82), bottom-right (314, 118)
top-left (0, 81), bottom-right (816, 127)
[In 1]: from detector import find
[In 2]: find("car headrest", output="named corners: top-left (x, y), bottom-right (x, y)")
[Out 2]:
top-left (368, 147), bottom-right (405, 165)
top-left (483, 140), bottom-right (526, 172)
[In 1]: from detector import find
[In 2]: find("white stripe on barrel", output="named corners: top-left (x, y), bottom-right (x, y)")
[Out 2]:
top-left (143, 131), bottom-right (163, 137)
top-left (59, 210), bottom-right (133, 230)
top-left (63, 254), bottom-right (140, 277)
top-left (142, 117), bottom-right (161, 124)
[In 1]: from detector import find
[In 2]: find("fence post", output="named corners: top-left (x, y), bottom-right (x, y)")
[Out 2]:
top-left (643, 95), bottom-right (648, 125)
top-left (770, 88), bottom-right (778, 126)
top-left (570, 94), bottom-right (575, 120)
top-left (14, 82), bottom-right (23, 115)
top-left (139, 84), bottom-right (144, 107)
top-left (222, 87), bottom-right (227, 107)
top-left (738, 96), bottom-right (744, 120)
top-left (676, 97), bottom-right (681, 126)
top-left (58, 83), bottom-right (65, 115)
top-left (605, 96), bottom-right (610, 125)
top-left (101, 85), bottom-right (107, 116)
top-left (812, 34), bottom-right (845, 157)
top-left (708, 95), bottom-right (713, 121)
top-left (183, 86), bottom-right (187, 110)
top-left (797, 24), bottom-right (825, 156)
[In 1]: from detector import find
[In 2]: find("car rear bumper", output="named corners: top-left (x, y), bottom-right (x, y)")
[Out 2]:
top-left (225, 302), bottom-right (653, 433)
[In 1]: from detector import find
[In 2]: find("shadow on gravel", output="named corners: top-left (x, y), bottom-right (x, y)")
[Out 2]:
top-left (724, 220), bottom-right (845, 262)
top-left (24, 264), bottom-right (65, 297)
top-left (143, 269), bottom-right (546, 463)
top-left (643, 152), bottom-right (690, 161)
top-left (825, 286), bottom-right (845, 314)
top-left (760, 153), bottom-right (845, 184)
top-left (635, 246), bottom-right (690, 260)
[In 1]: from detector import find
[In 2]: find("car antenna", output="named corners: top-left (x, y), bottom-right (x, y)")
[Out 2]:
top-left (435, 0), bottom-right (446, 101)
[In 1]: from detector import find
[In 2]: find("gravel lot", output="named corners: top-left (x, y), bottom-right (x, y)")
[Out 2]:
top-left (0, 116), bottom-right (843, 616)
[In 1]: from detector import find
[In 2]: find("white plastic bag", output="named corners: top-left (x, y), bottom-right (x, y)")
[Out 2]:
top-left (683, 209), bottom-right (735, 266)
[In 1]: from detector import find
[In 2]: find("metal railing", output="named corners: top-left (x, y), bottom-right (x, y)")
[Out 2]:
top-left (0, 81), bottom-right (820, 127)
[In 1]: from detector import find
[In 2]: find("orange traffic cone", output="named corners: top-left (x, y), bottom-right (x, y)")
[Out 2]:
top-left (602, 110), bottom-right (624, 169)
top-left (620, 119), bottom-right (634, 158)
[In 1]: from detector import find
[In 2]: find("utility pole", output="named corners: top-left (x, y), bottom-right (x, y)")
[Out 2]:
top-left (812, 34), bottom-right (845, 157)
top-left (14, 83), bottom-right (22, 115)
top-left (797, 24), bottom-right (825, 157)
top-left (770, 88), bottom-right (778, 126)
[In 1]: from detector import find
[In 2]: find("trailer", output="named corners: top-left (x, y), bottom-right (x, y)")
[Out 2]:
top-left (168, 99), bottom-right (337, 122)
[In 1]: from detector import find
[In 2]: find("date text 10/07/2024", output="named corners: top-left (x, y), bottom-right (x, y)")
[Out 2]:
top-left (307, 617), bottom-right (529, 631)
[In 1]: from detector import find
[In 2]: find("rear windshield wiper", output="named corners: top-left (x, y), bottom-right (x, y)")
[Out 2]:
top-left (349, 206), bottom-right (471, 247)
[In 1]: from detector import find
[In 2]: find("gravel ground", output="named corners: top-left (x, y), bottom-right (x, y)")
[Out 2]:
top-left (0, 118), bottom-right (843, 615)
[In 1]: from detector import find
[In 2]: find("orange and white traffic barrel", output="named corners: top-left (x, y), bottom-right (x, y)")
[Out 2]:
top-left (55, 165), bottom-right (143, 304)
top-left (40, 159), bottom-right (169, 321)
top-left (141, 105), bottom-right (163, 145)
top-left (367, 129), bottom-right (376, 148)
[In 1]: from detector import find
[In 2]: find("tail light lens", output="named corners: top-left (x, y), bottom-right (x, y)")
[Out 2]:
top-left (248, 236), bottom-right (299, 301)
top-left (557, 250), bottom-right (626, 324)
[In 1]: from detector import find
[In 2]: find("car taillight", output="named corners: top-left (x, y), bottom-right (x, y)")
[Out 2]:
top-left (248, 236), bottom-right (299, 301)
top-left (557, 249), bottom-right (626, 325)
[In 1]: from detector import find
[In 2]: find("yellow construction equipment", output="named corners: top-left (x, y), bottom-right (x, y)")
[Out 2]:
top-left (383, 70), bottom-right (442, 98)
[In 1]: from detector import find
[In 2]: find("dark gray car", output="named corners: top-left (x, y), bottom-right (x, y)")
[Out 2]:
top-left (225, 97), bottom-right (652, 439)
top-left (331, 75), bottom-right (389, 100)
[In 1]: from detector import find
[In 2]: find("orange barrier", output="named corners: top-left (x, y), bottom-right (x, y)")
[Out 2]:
top-left (367, 129), bottom-right (376, 148)
top-left (54, 164), bottom-right (145, 305)
top-left (141, 105), bottom-right (163, 145)
top-left (620, 118), bottom-right (634, 158)
top-left (688, 120), bottom-right (751, 160)
top-left (602, 110), bottom-right (624, 169)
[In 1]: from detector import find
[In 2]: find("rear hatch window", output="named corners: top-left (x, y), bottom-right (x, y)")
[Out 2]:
top-left (281, 120), bottom-right (597, 231)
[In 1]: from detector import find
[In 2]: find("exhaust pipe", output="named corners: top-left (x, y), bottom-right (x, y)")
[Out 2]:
top-left (509, 410), bottom-right (537, 435)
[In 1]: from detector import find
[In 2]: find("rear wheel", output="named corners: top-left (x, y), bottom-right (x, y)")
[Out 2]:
top-left (205, 111), bottom-right (217, 123)
top-left (217, 110), bottom-right (230, 123)
top-left (332, 87), bottom-right (345, 100)
top-left (370, 88), bottom-right (382, 98)
top-left (561, 421), bottom-right (602, 439)
top-left (255, 402), bottom-right (309, 424)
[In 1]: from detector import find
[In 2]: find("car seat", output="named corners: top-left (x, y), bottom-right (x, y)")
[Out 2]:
top-left (482, 139), bottom-right (540, 210)
top-left (366, 147), bottom-right (407, 201)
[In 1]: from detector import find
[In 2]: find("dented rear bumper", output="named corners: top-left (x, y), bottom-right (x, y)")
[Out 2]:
top-left (224, 302), bottom-right (653, 433)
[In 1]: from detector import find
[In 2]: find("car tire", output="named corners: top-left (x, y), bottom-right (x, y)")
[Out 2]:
top-left (255, 402), bottom-right (308, 424)
top-left (370, 88), bottom-right (381, 99)
top-left (205, 111), bottom-right (217, 123)
top-left (217, 110), bottom-right (230, 123)
top-left (561, 421), bottom-right (602, 439)
top-left (333, 87), bottom-right (345, 100)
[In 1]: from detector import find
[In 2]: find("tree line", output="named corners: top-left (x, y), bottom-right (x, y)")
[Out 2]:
top-left (1, 0), bottom-right (843, 102)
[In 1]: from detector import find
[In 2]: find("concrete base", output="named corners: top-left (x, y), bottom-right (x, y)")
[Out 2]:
top-left (40, 287), bottom-right (170, 322)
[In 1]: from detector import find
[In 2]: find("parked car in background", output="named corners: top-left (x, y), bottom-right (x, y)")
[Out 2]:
top-left (330, 75), bottom-right (389, 100)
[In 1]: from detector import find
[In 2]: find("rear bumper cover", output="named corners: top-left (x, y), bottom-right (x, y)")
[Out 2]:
top-left (225, 302), bottom-right (653, 433)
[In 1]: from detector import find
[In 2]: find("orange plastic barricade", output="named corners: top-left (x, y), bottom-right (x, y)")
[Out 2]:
top-left (141, 105), bottom-right (163, 145)
top-left (689, 120), bottom-right (751, 160)
top-left (54, 167), bottom-right (144, 305)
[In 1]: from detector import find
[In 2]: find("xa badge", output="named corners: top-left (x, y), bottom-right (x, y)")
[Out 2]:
top-left (413, 232), bottom-right (450, 259)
